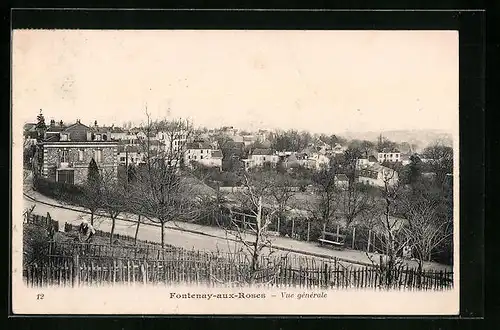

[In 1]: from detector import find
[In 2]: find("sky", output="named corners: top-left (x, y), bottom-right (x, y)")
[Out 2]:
top-left (12, 30), bottom-right (458, 134)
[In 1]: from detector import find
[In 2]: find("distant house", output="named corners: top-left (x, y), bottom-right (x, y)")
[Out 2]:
top-left (117, 145), bottom-right (143, 166)
top-left (242, 135), bottom-right (257, 147)
top-left (400, 154), bottom-right (411, 166)
top-left (377, 148), bottom-right (401, 163)
top-left (335, 174), bottom-right (349, 189)
top-left (358, 163), bottom-right (399, 187)
top-left (35, 120), bottom-right (118, 185)
top-left (184, 141), bottom-right (223, 170)
top-left (109, 127), bottom-right (128, 140)
top-left (332, 143), bottom-right (347, 155)
top-left (356, 158), bottom-right (369, 169)
top-left (243, 148), bottom-right (279, 171)
top-left (156, 130), bottom-right (189, 154)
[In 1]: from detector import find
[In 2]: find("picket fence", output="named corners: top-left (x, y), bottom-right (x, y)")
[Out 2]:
top-left (24, 243), bottom-right (453, 290)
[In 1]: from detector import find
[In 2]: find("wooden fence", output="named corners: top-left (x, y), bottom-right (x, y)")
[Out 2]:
top-left (24, 245), bottom-right (453, 290)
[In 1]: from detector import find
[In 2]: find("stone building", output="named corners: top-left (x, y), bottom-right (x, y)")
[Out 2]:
top-left (36, 120), bottom-right (118, 184)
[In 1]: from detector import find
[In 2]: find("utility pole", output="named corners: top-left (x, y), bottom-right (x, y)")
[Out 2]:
top-left (125, 146), bottom-right (129, 183)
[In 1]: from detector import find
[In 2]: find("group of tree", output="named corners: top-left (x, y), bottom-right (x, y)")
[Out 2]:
top-left (269, 130), bottom-right (313, 152)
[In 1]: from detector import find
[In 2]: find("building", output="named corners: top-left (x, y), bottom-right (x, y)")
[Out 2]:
top-left (184, 142), bottom-right (223, 169)
top-left (334, 174), bottom-right (349, 189)
top-left (332, 143), bottom-right (347, 155)
top-left (358, 163), bottom-right (399, 187)
top-left (109, 127), bottom-right (128, 140)
top-left (243, 148), bottom-right (279, 171)
top-left (35, 120), bottom-right (118, 185)
top-left (117, 145), bottom-right (144, 166)
top-left (157, 130), bottom-right (189, 154)
top-left (377, 148), bottom-right (401, 163)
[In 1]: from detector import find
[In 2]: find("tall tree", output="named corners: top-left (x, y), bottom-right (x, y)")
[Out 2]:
top-left (399, 192), bottom-right (453, 269)
top-left (36, 109), bottom-right (47, 140)
top-left (422, 143), bottom-right (453, 187)
top-left (100, 170), bottom-right (126, 245)
top-left (228, 172), bottom-right (278, 283)
top-left (79, 158), bottom-right (102, 226)
top-left (136, 112), bottom-right (203, 248)
top-left (308, 158), bottom-right (339, 233)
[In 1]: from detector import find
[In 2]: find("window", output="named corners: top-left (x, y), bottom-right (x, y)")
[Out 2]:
top-left (120, 157), bottom-right (126, 162)
top-left (194, 156), bottom-right (197, 160)
top-left (78, 149), bottom-right (84, 161)
top-left (60, 149), bottom-right (69, 163)
top-left (94, 149), bottom-right (102, 162)
top-left (95, 134), bottom-right (102, 141)
top-left (201, 150), bottom-right (203, 153)
top-left (188, 156), bottom-right (191, 159)
top-left (263, 157), bottom-right (266, 161)
top-left (200, 156), bottom-right (204, 160)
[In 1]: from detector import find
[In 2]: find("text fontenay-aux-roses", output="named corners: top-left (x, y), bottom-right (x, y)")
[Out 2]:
top-left (169, 292), bottom-right (328, 300)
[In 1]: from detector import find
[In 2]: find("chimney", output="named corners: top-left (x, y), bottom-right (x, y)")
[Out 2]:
top-left (76, 119), bottom-right (81, 124)
top-left (50, 119), bottom-right (55, 127)
top-left (94, 120), bottom-right (98, 127)
top-left (59, 120), bottom-right (64, 127)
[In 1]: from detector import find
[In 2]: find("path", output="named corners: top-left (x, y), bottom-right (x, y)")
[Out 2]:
top-left (21, 180), bottom-right (452, 271)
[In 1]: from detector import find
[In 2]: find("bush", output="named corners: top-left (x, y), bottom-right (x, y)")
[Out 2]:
top-left (23, 224), bottom-right (50, 268)
top-left (33, 177), bottom-right (83, 204)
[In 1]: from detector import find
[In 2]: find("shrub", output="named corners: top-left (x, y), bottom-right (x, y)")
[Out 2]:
top-left (33, 177), bottom-right (83, 204)
top-left (23, 224), bottom-right (50, 268)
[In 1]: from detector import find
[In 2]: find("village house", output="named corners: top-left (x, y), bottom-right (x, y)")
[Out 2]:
top-left (332, 143), bottom-right (347, 155)
top-left (109, 127), bottom-right (128, 140)
top-left (356, 156), bottom-right (377, 169)
top-left (117, 145), bottom-right (144, 166)
top-left (377, 148), bottom-right (401, 163)
top-left (357, 163), bottom-right (399, 188)
top-left (156, 130), bottom-right (189, 154)
top-left (35, 120), bottom-right (118, 185)
top-left (243, 148), bottom-right (279, 171)
top-left (334, 174), bottom-right (349, 189)
top-left (184, 141), bottom-right (223, 170)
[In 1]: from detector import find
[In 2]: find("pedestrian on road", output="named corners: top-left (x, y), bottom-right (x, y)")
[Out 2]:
top-left (78, 219), bottom-right (96, 243)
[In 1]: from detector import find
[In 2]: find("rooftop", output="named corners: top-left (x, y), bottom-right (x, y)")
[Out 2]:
top-left (251, 148), bottom-right (274, 156)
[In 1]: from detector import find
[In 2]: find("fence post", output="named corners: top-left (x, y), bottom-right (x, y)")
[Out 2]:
top-left (307, 221), bottom-right (310, 242)
top-left (72, 254), bottom-right (80, 288)
top-left (352, 227), bottom-right (356, 249)
top-left (367, 230), bottom-right (371, 252)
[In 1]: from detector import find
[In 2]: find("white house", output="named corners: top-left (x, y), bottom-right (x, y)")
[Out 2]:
top-left (358, 163), bottom-right (399, 187)
top-left (243, 148), bottom-right (279, 171)
top-left (184, 142), bottom-right (223, 170)
top-left (109, 128), bottom-right (128, 140)
top-left (157, 130), bottom-right (188, 154)
top-left (377, 148), bottom-right (401, 163)
top-left (332, 143), bottom-right (347, 155)
top-left (117, 145), bottom-right (144, 166)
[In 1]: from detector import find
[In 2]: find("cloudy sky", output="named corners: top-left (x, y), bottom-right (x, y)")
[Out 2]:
top-left (12, 30), bottom-right (458, 134)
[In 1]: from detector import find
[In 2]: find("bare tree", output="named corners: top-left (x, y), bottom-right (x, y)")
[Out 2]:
top-left (266, 172), bottom-right (296, 234)
top-left (223, 172), bottom-right (279, 284)
top-left (368, 170), bottom-right (408, 287)
top-left (135, 111), bottom-right (204, 248)
top-left (78, 158), bottom-right (102, 226)
top-left (422, 143), bottom-right (453, 187)
top-left (308, 159), bottom-right (339, 234)
top-left (100, 168), bottom-right (126, 245)
top-left (339, 183), bottom-right (376, 229)
top-left (399, 193), bottom-right (453, 269)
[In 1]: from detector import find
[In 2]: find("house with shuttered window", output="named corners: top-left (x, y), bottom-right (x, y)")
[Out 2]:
top-left (35, 120), bottom-right (118, 184)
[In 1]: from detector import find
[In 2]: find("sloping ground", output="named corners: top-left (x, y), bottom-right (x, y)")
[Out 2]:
top-left (23, 186), bottom-right (452, 272)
